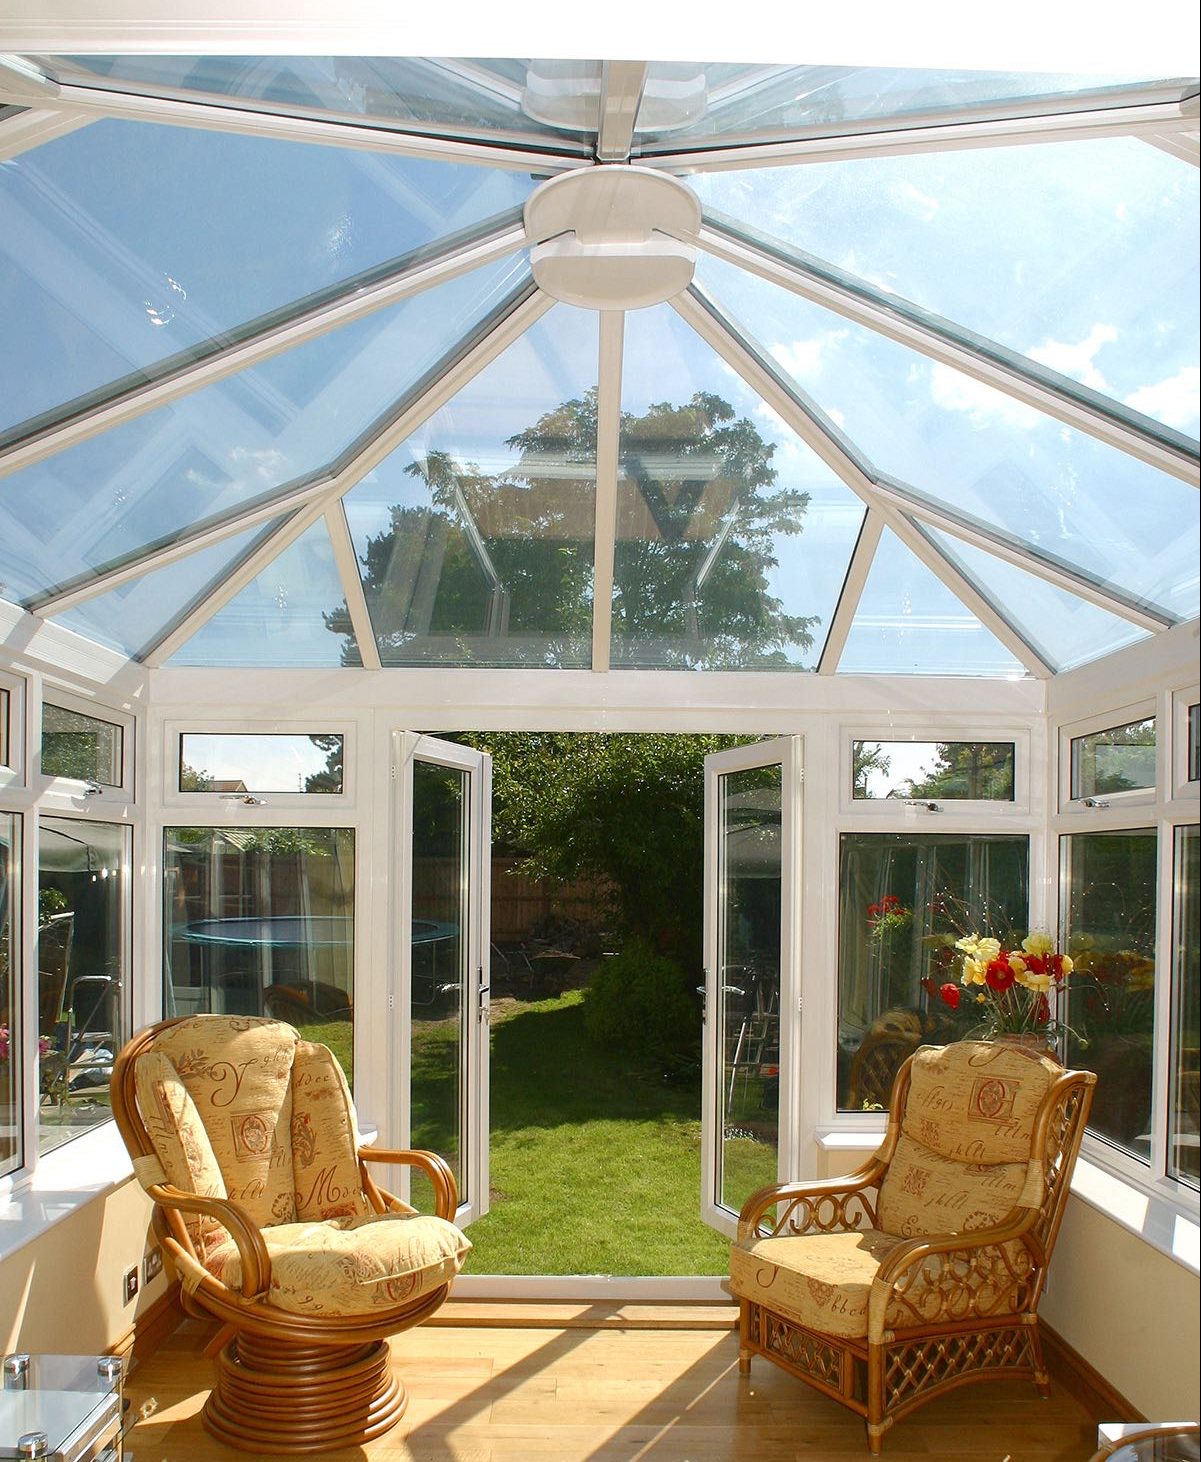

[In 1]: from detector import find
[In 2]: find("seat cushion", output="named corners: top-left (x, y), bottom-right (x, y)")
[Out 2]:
top-left (207, 1211), bottom-right (472, 1316)
top-left (729, 1229), bottom-right (903, 1339)
top-left (877, 1132), bottom-right (1028, 1238)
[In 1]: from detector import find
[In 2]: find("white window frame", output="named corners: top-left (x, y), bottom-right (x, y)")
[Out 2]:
top-left (840, 724), bottom-right (1032, 819)
top-left (1058, 699), bottom-right (1158, 814)
top-left (0, 667), bottom-right (27, 790)
top-left (1171, 684), bottom-right (1200, 801)
top-left (160, 718), bottom-right (357, 810)
top-left (37, 686), bottom-right (135, 805)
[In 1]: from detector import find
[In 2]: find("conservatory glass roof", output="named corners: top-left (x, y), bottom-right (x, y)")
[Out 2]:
top-left (0, 54), bottom-right (1197, 677)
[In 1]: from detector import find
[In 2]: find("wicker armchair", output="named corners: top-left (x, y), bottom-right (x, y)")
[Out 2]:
top-left (111, 1015), bottom-right (470, 1454)
top-left (730, 1039), bottom-right (1095, 1453)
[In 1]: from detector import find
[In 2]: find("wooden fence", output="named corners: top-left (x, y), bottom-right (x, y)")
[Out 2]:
top-left (413, 855), bottom-right (611, 944)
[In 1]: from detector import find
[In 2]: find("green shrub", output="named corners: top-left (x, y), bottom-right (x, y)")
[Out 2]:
top-left (584, 939), bottom-right (698, 1068)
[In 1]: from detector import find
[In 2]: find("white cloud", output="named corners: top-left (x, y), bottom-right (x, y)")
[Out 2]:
top-left (769, 329), bottom-right (847, 383)
top-left (929, 364), bottom-right (1045, 430)
top-left (1125, 366), bottom-right (1201, 430)
top-left (1028, 323), bottom-right (1118, 392)
top-left (890, 180), bottom-right (940, 224)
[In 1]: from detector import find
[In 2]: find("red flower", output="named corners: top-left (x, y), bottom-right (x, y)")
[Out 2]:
top-left (1035, 995), bottom-right (1051, 1024)
top-left (939, 983), bottom-right (962, 1010)
top-left (867, 902), bottom-right (880, 918)
top-left (920, 976), bottom-right (937, 997)
top-left (985, 956), bottom-right (1016, 992)
top-left (1025, 954), bottom-right (1047, 975)
top-left (1049, 954), bottom-right (1067, 981)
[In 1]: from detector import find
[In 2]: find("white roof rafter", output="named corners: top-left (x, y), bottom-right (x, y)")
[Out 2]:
top-left (140, 286), bottom-right (557, 664)
top-left (0, 209), bottom-right (530, 480)
top-left (816, 510), bottom-right (884, 674)
top-left (696, 215), bottom-right (1200, 487)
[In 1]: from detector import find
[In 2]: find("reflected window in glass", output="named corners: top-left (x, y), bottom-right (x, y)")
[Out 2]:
top-left (1170, 825), bottom-right (1199, 1188)
top-left (837, 832), bottom-right (1029, 1110)
top-left (41, 703), bottom-right (123, 786)
top-left (1071, 717), bottom-right (1156, 800)
top-left (162, 827), bottom-right (354, 1085)
top-left (37, 816), bottom-right (129, 1154)
top-left (1063, 829), bottom-right (1158, 1160)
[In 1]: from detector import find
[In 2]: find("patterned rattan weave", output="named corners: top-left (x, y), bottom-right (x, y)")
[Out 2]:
top-left (729, 1041), bottom-right (1096, 1453)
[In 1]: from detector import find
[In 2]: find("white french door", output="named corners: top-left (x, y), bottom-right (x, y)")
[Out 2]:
top-left (393, 733), bottom-right (492, 1226)
top-left (701, 738), bottom-right (802, 1233)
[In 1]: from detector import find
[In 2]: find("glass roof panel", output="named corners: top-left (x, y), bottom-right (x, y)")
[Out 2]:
top-left (42, 56), bottom-right (599, 144)
top-left (635, 64), bottom-right (1192, 147)
top-left (0, 257), bottom-right (530, 604)
top-left (695, 256), bottom-right (1200, 620)
top-left (0, 117), bottom-right (533, 435)
top-left (924, 526), bottom-right (1150, 672)
top-left (168, 519), bottom-right (361, 667)
top-left (838, 527), bottom-right (1026, 677)
top-left (46, 520), bottom-right (280, 659)
top-left (343, 304), bottom-right (598, 668)
top-left (613, 303), bottom-right (865, 670)
top-left (692, 140), bottom-right (1200, 436)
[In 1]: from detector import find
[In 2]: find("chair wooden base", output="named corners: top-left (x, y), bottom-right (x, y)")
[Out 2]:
top-left (742, 1300), bottom-right (1047, 1455)
top-left (202, 1332), bottom-right (407, 1454)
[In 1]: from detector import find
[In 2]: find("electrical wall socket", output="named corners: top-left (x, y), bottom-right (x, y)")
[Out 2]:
top-left (123, 1265), bottom-right (139, 1305)
top-left (143, 1246), bottom-right (163, 1284)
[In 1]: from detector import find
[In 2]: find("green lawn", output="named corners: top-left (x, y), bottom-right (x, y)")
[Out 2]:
top-left (297, 993), bottom-right (778, 1275)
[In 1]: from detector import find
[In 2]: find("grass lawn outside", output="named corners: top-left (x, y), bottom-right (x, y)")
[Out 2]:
top-left (293, 989), bottom-right (779, 1276)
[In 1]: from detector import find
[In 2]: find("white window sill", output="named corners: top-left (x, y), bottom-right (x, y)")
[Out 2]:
top-left (0, 1123), bottom-right (132, 1265)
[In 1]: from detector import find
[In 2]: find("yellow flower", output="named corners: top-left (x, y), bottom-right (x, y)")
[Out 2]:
top-left (1008, 952), bottom-right (1027, 975)
top-left (1059, 955), bottom-right (1073, 976)
top-left (976, 993), bottom-right (987, 1004)
top-left (1022, 932), bottom-right (1055, 958)
top-left (961, 957), bottom-right (987, 986)
top-left (955, 934), bottom-right (981, 956)
top-left (1016, 967), bottom-right (1053, 993)
top-left (976, 937), bottom-right (1001, 964)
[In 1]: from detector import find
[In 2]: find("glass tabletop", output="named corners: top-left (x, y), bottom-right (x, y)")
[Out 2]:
top-left (0, 1354), bottom-right (121, 1458)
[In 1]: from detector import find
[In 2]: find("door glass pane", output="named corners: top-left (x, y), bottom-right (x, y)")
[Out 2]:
top-left (411, 760), bottom-right (470, 1210)
top-left (1064, 829), bottom-right (1157, 1160)
top-left (1170, 825), bottom-right (1200, 1188)
top-left (1, 813), bottom-right (19, 1177)
top-left (38, 817), bottom-right (129, 1154)
top-left (837, 832), bottom-right (1029, 1109)
top-left (717, 763), bottom-right (781, 1215)
top-left (162, 827), bottom-right (354, 1083)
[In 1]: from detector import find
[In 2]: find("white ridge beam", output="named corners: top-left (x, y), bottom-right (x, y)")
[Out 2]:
top-left (143, 288), bottom-right (556, 665)
top-left (1143, 129), bottom-right (1201, 165)
top-left (644, 97), bottom-right (1200, 172)
top-left (697, 220), bottom-right (1199, 487)
top-left (0, 214), bottom-right (529, 480)
top-left (2, 80), bottom-right (589, 173)
top-left (325, 502), bottom-right (381, 670)
top-left (816, 510), bottom-right (883, 674)
top-left (591, 311), bottom-right (625, 671)
top-left (0, 104), bottom-right (90, 159)
top-left (597, 62), bottom-right (649, 163)
top-left (673, 286), bottom-right (1055, 678)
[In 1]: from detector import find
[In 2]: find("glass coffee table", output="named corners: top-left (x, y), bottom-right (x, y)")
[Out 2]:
top-left (0, 1354), bottom-right (123, 1460)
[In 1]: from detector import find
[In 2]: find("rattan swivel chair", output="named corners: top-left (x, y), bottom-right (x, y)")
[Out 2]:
top-left (729, 1039), bottom-right (1095, 1453)
top-left (111, 1015), bottom-right (470, 1454)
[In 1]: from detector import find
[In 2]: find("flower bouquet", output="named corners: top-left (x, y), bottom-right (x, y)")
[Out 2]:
top-left (924, 932), bottom-right (1076, 1044)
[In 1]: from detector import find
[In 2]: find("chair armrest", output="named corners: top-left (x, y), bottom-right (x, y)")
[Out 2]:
top-left (737, 1158), bottom-right (887, 1241)
top-left (147, 1183), bottom-right (271, 1299)
top-left (357, 1147), bottom-right (459, 1220)
top-left (871, 1208), bottom-right (1039, 1331)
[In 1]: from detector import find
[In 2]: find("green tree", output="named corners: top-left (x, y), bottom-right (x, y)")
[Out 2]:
top-left (303, 734), bottom-right (344, 793)
top-left (905, 743), bottom-right (1015, 801)
top-left (456, 731), bottom-right (755, 970)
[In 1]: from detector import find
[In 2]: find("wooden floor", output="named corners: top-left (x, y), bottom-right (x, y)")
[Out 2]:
top-left (124, 1304), bottom-right (1106, 1461)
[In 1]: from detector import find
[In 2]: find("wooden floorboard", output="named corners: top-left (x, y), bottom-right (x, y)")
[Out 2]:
top-left (124, 1312), bottom-right (1106, 1460)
